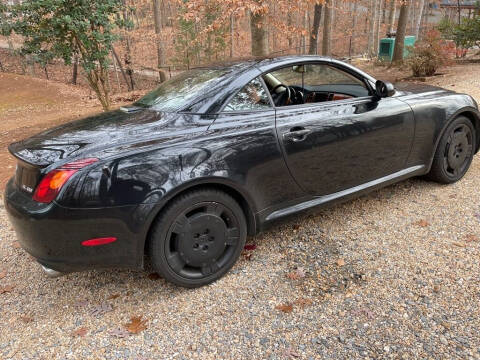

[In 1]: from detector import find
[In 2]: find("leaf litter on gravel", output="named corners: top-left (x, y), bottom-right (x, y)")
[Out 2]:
top-left (71, 327), bottom-right (88, 337)
top-left (90, 302), bottom-right (113, 317)
top-left (124, 316), bottom-right (148, 334)
top-left (286, 267), bottom-right (305, 280)
top-left (0, 285), bottom-right (14, 294)
top-left (275, 303), bottom-right (293, 313)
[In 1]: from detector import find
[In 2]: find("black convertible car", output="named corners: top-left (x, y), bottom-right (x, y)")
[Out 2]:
top-left (5, 56), bottom-right (479, 287)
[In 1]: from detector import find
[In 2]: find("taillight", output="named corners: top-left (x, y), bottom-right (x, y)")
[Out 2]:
top-left (32, 158), bottom-right (98, 203)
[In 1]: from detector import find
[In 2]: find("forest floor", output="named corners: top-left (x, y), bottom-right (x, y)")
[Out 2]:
top-left (0, 61), bottom-right (480, 359)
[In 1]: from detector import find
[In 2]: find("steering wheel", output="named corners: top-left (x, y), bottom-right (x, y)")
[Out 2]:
top-left (271, 83), bottom-right (291, 105)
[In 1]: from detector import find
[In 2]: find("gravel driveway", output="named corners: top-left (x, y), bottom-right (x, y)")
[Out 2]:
top-left (1, 64), bottom-right (480, 360)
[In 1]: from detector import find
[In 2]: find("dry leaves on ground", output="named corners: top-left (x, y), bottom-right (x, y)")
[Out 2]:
top-left (465, 234), bottom-right (479, 242)
top-left (0, 285), bottom-right (14, 294)
top-left (109, 327), bottom-right (131, 338)
top-left (107, 293), bottom-right (120, 300)
top-left (124, 316), bottom-right (148, 334)
top-left (90, 303), bottom-right (113, 318)
top-left (294, 298), bottom-right (313, 308)
top-left (18, 315), bottom-right (33, 323)
top-left (286, 267), bottom-right (305, 280)
top-left (414, 219), bottom-right (430, 227)
top-left (147, 272), bottom-right (161, 280)
top-left (336, 258), bottom-right (345, 267)
top-left (71, 327), bottom-right (87, 337)
top-left (275, 303), bottom-right (293, 313)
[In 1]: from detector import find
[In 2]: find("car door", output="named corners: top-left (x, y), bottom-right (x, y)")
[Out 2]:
top-left (270, 63), bottom-right (415, 196)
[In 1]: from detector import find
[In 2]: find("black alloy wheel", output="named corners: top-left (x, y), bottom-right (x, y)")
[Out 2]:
top-left (427, 116), bottom-right (475, 184)
top-left (148, 189), bottom-right (247, 287)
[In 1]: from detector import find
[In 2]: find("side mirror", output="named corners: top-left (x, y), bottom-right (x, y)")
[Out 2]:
top-left (375, 80), bottom-right (395, 98)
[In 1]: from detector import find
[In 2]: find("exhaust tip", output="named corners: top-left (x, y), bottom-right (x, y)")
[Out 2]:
top-left (40, 264), bottom-right (64, 278)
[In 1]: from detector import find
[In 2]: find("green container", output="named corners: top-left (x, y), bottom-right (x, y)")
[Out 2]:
top-left (378, 36), bottom-right (416, 60)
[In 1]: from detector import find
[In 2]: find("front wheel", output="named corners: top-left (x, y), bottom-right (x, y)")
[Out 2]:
top-left (427, 116), bottom-right (476, 184)
top-left (148, 189), bottom-right (247, 288)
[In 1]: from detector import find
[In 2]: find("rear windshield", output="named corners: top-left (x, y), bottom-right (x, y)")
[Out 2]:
top-left (134, 68), bottom-right (230, 112)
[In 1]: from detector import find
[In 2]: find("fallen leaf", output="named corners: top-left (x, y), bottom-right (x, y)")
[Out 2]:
top-left (11, 241), bottom-right (21, 249)
top-left (414, 219), bottom-right (430, 227)
top-left (109, 327), bottom-right (131, 338)
top-left (147, 272), bottom-right (161, 280)
top-left (244, 244), bottom-right (257, 251)
top-left (275, 303), bottom-right (293, 313)
top-left (336, 258), bottom-right (345, 267)
top-left (284, 347), bottom-right (300, 358)
top-left (0, 285), bottom-right (14, 294)
top-left (292, 224), bottom-right (300, 230)
top-left (71, 327), bottom-right (87, 337)
top-left (452, 242), bottom-right (466, 248)
top-left (0, 270), bottom-right (6, 279)
top-left (18, 315), bottom-right (33, 323)
top-left (75, 299), bottom-right (89, 307)
top-left (107, 293), bottom-right (120, 300)
top-left (433, 284), bottom-right (441, 293)
top-left (242, 252), bottom-right (253, 261)
top-left (294, 297), bottom-right (313, 307)
top-left (286, 267), bottom-right (305, 280)
top-left (124, 316), bottom-right (148, 334)
top-left (90, 303), bottom-right (113, 317)
top-left (465, 234), bottom-right (479, 242)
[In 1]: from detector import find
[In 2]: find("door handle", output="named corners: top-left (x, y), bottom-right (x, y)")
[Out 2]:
top-left (283, 127), bottom-right (311, 142)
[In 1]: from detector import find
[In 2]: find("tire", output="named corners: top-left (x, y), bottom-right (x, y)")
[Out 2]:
top-left (148, 189), bottom-right (247, 288)
top-left (426, 116), bottom-right (476, 184)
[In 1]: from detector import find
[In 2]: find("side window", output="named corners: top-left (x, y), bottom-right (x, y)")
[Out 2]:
top-left (262, 63), bottom-right (370, 107)
top-left (224, 78), bottom-right (272, 112)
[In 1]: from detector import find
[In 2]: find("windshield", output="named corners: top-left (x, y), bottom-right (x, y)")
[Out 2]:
top-left (134, 68), bottom-right (230, 112)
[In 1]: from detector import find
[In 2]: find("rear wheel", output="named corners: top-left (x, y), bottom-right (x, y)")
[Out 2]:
top-left (427, 116), bottom-right (475, 184)
top-left (148, 189), bottom-right (247, 287)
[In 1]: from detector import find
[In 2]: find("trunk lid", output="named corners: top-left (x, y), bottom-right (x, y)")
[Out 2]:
top-left (9, 108), bottom-right (205, 194)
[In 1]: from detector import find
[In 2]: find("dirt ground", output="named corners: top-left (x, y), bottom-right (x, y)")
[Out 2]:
top-left (1, 62), bottom-right (480, 359)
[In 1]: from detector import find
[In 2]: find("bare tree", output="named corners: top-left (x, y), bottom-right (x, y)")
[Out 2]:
top-left (153, 0), bottom-right (167, 82)
top-left (250, 9), bottom-right (269, 56)
top-left (414, 0), bottom-right (426, 39)
top-left (230, 14), bottom-right (234, 58)
top-left (367, 0), bottom-right (377, 57)
top-left (392, 0), bottom-right (410, 62)
top-left (374, 0), bottom-right (384, 54)
top-left (309, 2), bottom-right (323, 55)
top-left (387, 0), bottom-right (396, 33)
top-left (322, 0), bottom-right (333, 56)
top-left (349, 0), bottom-right (359, 56)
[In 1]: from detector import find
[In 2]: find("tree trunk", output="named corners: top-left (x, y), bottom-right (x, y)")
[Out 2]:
top-left (153, 0), bottom-right (166, 82)
top-left (387, 0), bottom-right (396, 34)
top-left (414, 0), bottom-right (426, 39)
top-left (374, 0), bottom-right (384, 54)
top-left (72, 55), bottom-right (78, 85)
top-left (230, 14), bottom-right (234, 58)
top-left (250, 9), bottom-right (269, 56)
top-left (349, 1), bottom-right (359, 56)
top-left (122, 0), bottom-right (135, 90)
top-left (392, 0), bottom-right (410, 63)
top-left (322, 0), bottom-right (333, 56)
top-left (309, 3), bottom-right (323, 55)
top-left (112, 48), bottom-right (132, 91)
top-left (368, 0), bottom-right (378, 57)
top-left (287, 12), bottom-right (294, 50)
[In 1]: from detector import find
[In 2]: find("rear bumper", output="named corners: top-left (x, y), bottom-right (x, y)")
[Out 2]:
top-left (4, 178), bottom-right (147, 273)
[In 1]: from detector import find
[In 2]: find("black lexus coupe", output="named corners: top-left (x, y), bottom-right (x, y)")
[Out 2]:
top-left (5, 56), bottom-right (480, 287)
